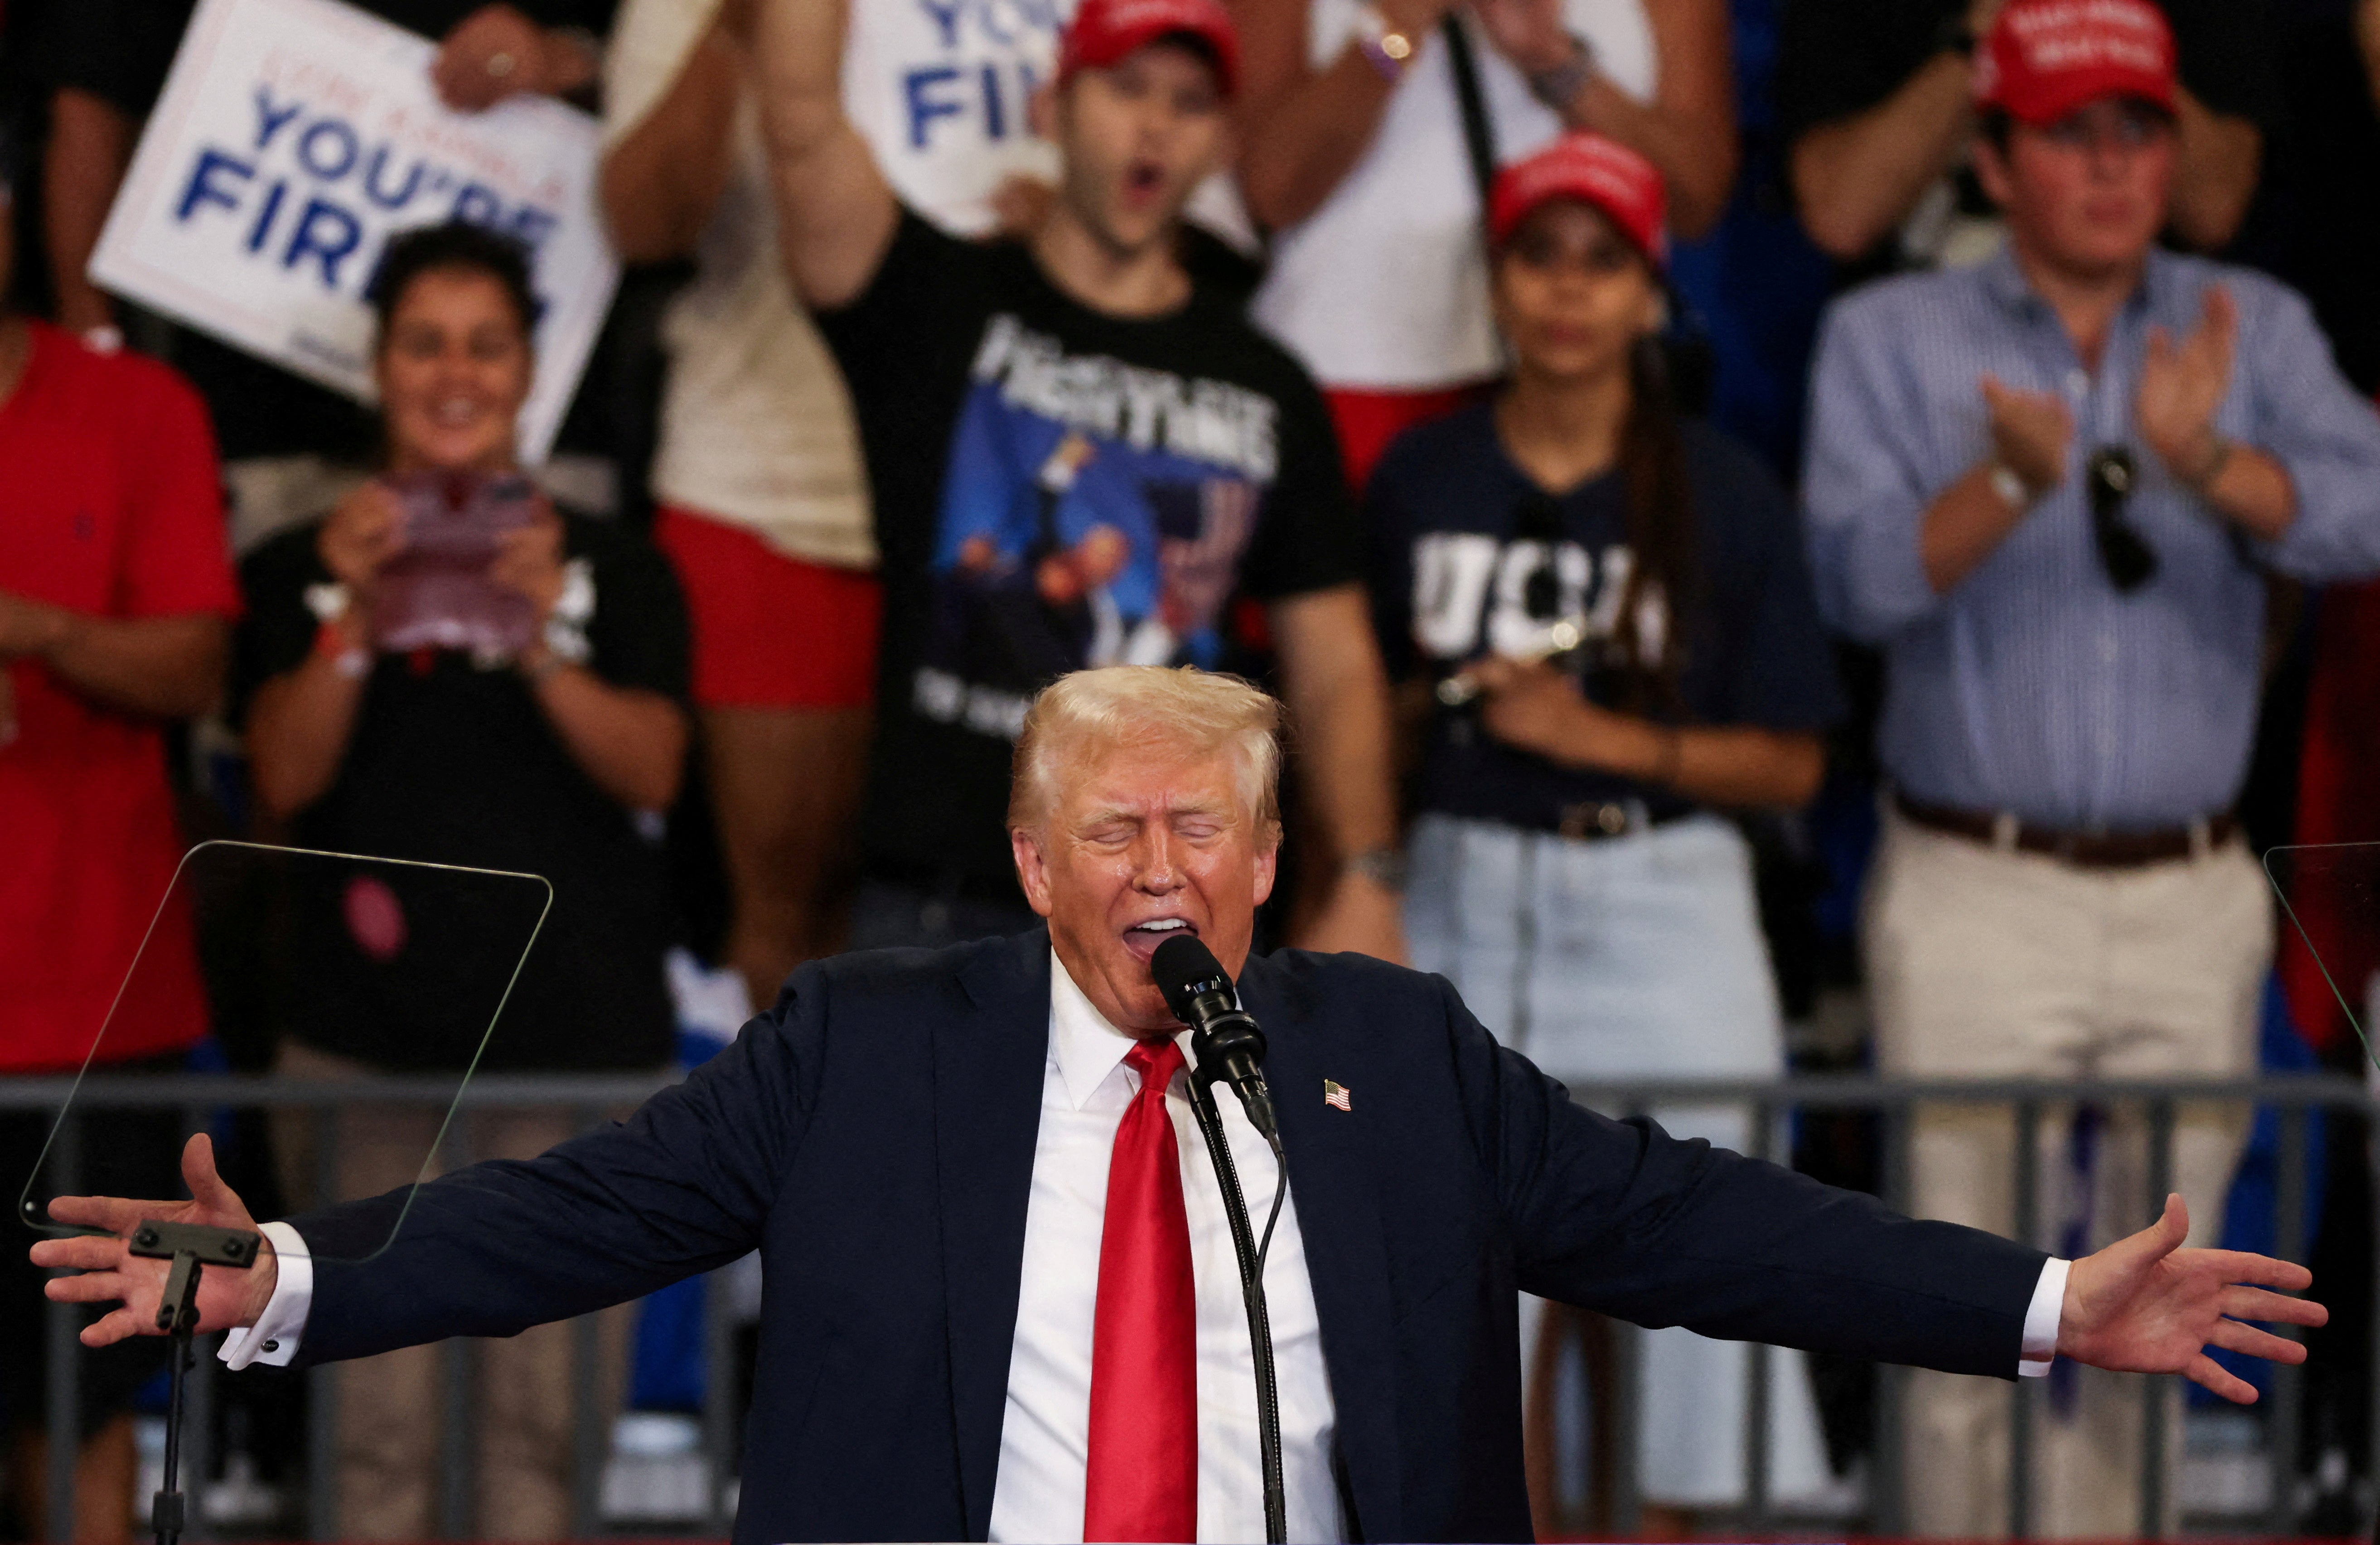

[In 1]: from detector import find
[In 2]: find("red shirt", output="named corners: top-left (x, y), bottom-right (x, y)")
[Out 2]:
top-left (0, 323), bottom-right (239, 1072)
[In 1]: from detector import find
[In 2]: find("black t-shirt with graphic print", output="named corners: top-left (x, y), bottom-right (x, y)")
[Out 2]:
top-left (1365, 402), bottom-right (1845, 831)
top-left (815, 211), bottom-right (1360, 901)
top-left (231, 506), bottom-right (687, 1072)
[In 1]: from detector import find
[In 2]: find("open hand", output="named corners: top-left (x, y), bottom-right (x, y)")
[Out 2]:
top-left (30, 1135), bottom-right (278, 1348)
top-left (2137, 286), bottom-right (2237, 485)
top-left (1980, 375), bottom-right (2073, 498)
top-left (2057, 1194), bottom-right (2326, 1404)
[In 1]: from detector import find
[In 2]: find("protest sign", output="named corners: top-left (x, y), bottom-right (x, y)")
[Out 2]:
top-left (88, 0), bottom-right (618, 463)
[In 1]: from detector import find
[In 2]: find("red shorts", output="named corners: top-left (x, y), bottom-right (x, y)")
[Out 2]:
top-left (653, 505), bottom-right (882, 710)
top-left (1323, 383), bottom-right (1489, 495)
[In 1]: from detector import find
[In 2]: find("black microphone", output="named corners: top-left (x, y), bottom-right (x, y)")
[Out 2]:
top-left (1150, 934), bottom-right (1277, 1141)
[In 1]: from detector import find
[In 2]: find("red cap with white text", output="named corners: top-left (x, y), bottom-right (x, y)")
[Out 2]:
top-left (1055, 0), bottom-right (1242, 100)
top-left (1974, 0), bottom-right (2178, 126)
top-left (1486, 133), bottom-right (1669, 265)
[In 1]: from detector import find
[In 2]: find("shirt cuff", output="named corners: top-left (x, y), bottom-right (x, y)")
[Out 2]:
top-left (217, 1222), bottom-right (312, 1370)
top-left (2018, 1257), bottom-right (2070, 1378)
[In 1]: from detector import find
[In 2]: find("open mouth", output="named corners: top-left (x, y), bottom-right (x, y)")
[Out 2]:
top-left (1121, 916), bottom-right (1196, 962)
top-left (1122, 160), bottom-right (1165, 203)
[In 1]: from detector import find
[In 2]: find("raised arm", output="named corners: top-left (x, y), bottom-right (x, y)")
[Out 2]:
top-left (1230, 0), bottom-right (1453, 231)
top-left (1472, 0), bottom-right (1740, 239)
top-left (751, 0), bottom-right (899, 309)
top-left (2165, 86), bottom-right (2261, 253)
top-left (601, 6), bottom-right (747, 264)
top-left (1789, 49), bottom-right (1975, 262)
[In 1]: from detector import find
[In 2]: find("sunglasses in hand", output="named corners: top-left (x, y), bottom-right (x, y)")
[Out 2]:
top-left (2086, 446), bottom-right (2158, 594)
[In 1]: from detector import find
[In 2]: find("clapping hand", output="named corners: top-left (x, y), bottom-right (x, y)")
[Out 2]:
top-left (29, 1135), bottom-right (278, 1348)
top-left (1981, 373), bottom-right (2073, 498)
top-left (318, 483), bottom-right (406, 605)
top-left (2058, 1194), bottom-right (2326, 1403)
top-left (2137, 286), bottom-right (2238, 488)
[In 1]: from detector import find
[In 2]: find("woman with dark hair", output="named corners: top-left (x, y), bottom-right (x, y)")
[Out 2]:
top-left (1365, 135), bottom-right (1843, 1527)
top-left (231, 221), bottom-right (689, 1540)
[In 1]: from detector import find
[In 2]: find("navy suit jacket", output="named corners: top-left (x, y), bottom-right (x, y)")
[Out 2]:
top-left (291, 932), bottom-right (2046, 1544)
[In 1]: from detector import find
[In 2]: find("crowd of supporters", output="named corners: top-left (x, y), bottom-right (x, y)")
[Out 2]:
top-left (10, 0), bottom-right (2380, 1536)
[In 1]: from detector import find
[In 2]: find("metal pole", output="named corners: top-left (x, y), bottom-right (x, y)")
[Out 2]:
top-left (2139, 1096), bottom-right (2175, 1540)
top-left (179, 1107), bottom-right (213, 1543)
top-left (2010, 1098), bottom-right (2039, 1539)
top-left (569, 1108), bottom-right (604, 1539)
top-left (1872, 1098), bottom-right (1910, 1535)
top-left (44, 1112), bottom-right (83, 1545)
top-left (306, 1108), bottom-right (341, 1542)
top-left (440, 1112), bottom-right (475, 1541)
top-left (2267, 1103), bottom-right (2308, 1535)
top-left (1744, 1099), bottom-right (1772, 1531)
top-left (703, 1263), bottom-right (738, 1533)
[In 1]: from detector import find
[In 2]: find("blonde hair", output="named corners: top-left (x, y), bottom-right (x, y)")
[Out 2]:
top-left (1008, 666), bottom-right (1283, 837)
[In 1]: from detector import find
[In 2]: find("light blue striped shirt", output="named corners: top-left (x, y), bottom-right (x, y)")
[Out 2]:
top-left (1802, 246), bottom-right (2380, 831)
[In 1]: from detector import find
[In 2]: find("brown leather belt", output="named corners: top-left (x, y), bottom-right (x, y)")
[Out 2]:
top-left (1893, 791), bottom-right (2237, 870)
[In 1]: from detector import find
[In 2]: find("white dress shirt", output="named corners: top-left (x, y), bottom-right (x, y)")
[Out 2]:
top-left (223, 956), bottom-right (2072, 1532)
top-left (988, 955), bottom-right (1341, 1543)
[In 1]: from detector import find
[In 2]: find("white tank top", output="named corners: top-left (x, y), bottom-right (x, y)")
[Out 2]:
top-left (1252, 0), bottom-right (1657, 391)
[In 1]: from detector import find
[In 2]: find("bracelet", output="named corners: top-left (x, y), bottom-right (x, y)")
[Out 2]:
top-left (1986, 461), bottom-right (2035, 511)
top-left (312, 622), bottom-right (370, 680)
top-left (1526, 33), bottom-right (1598, 110)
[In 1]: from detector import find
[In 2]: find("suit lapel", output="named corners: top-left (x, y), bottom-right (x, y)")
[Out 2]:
top-left (936, 931), bottom-right (1052, 1541)
top-left (1242, 955), bottom-right (1405, 1544)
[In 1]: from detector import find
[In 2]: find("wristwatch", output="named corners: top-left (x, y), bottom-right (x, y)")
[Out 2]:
top-left (1527, 33), bottom-right (1599, 111)
top-left (1345, 846), bottom-right (1410, 895)
top-left (1986, 461), bottom-right (2035, 510)
top-left (1352, 4), bottom-right (1418, 81)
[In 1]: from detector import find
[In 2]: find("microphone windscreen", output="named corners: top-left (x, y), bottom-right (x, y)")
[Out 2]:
top-left (1150, 934), bottom-right (1231, 1019)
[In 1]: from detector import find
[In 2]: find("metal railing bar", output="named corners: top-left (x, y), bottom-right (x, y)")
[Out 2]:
top-left (2140, 1096), bottom-right (2175, 1540)
top-left (569, 1105), bottom-right (604, 1540)
top-left (2269, 1103), bottom-right (2308, 1535)
top-left (44, 1112), bottom-right (82, 1545)
top-left (2010, 1098), bottom-right (2040, 1540)
top-left (703, 1262), bottom-right (737, 1535)
top-left (307, 1106), bottom-right (342, 1541)
top-left (0, 1071), bottom-right (2366, 1110)
top-left (1744, 1098), bottom-right (1772, 1531)
top-left (440, 1112), bottom-right (475, 1541)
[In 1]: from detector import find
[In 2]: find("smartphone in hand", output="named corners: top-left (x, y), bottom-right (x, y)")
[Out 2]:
top-left (371, 473), bottom-right (542, 658)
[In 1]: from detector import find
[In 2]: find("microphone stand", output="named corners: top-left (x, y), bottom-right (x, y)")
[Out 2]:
top-left (127, 1221), bottom-right (263, 1545)
top-left (1185, 1069), bottom-right (1287, 1545)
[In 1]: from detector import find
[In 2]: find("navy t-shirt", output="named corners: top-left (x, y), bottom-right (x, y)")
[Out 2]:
top-left (1366, 402), bottom-right (1844, 830)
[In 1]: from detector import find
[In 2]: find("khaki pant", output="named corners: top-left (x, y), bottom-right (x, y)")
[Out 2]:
top-left (273, 1044), bottom-right (633, 1541)
top-left (1863, 808), bottom-right (2270, 1538)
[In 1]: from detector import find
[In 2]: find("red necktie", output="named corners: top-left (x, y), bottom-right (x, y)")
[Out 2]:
top-left (1084, 1038), bottom-right (1197, 1543)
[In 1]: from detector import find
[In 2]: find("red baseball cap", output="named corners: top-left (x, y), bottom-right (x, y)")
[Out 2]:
top-left (1055, 0), bottom-right (1242, 100)
top-left (1974, 0), bottom-right (2178, 126)
top-left (1486, 133), bottom-right (1669, 265)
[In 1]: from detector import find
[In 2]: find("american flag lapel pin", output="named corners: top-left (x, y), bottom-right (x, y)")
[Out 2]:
top-left (1323, 1079), bottom-right (1352, 1112)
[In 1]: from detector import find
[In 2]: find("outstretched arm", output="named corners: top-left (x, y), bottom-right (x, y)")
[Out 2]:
top-left (2060, 1194), bottom-right (2323, 1403)
top-left (751, 0), bottom-right (899, 309)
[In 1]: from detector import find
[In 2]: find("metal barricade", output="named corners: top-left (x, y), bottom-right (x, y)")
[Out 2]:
top-left (9, 1071), bottom-right (2373, 1540)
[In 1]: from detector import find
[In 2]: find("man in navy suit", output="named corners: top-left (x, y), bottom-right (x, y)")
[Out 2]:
top-left (39, 665), bottom-right (2325, 1543)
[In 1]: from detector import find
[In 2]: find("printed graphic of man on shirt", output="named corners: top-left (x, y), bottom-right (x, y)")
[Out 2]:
top-left (752, 0), bottom-right (1409, 960)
